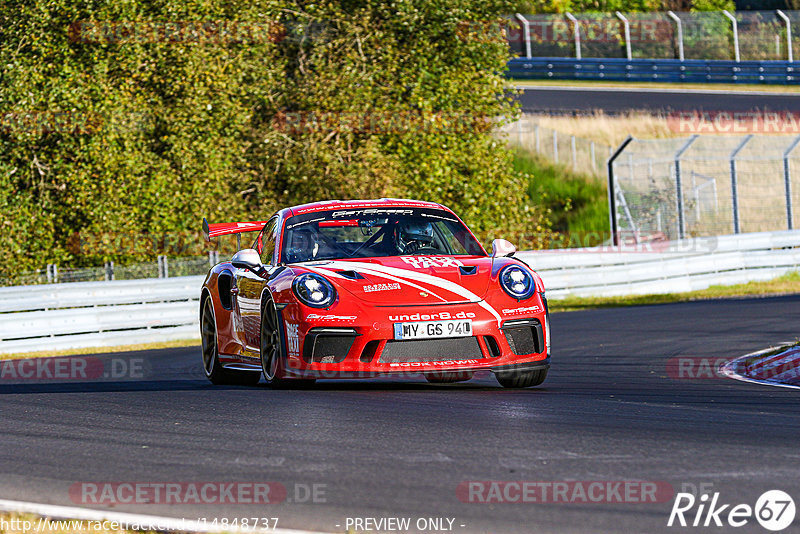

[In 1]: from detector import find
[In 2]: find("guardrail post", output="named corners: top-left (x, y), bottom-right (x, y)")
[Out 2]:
top-left (776, 10), bottom-right (793, 62)
top-left (783, 135), bottom-right (800, 230)
top-left (615, 12), bottom-right (632, 60)
top-left (514, 14), bottom-right (532, 58)
top-left (553, 130), bottom-right (558, 162)
top-left (607, 136), bottom-right (634, 247)
top-left (674, 135), bottom-right (699, 240)
top-left (46, 264), bottom-right (58, 284)
top-left (723, 10), bottom-right (740, 62)
top-left (729, 135), bottom-right (753, 234)
top-left (571, 135), bottom-right (577, 170)
top-left (208, 250), bottom-right (219, 266)
top-left (667, 11), bottom-right (684, 61)
top-left (565, 12), bottom-right (581, 60)
top-left (104, 261), bottom-right (114, 281)
top-left (158, 255), bottom-right (169, 278)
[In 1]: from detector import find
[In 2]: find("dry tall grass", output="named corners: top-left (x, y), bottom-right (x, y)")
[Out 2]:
top-left (529, 112), bottom-right (675, 146)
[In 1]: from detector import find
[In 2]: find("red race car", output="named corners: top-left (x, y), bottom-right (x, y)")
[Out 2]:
top-left (200, 199), bottom-right (550, 388)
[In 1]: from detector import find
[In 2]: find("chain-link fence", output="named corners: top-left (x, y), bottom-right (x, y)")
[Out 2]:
top-left (610, 134), bottom-right (800, 242)
top-left (508, 10), bottom-right (798, 61)
top-left (1, 253), bottom-right (220, 287)
top-left (503, 115), bottom-right (614, 178)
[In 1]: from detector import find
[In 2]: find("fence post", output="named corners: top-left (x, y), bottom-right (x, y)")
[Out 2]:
top-left (158, 255), bottom-right (169, 278)
top-left (776, 10), bottom-right (793, 62)
top-left (607, 136), bottom-right (634, 247)
top-left (590, 141), bottom-right (596, 172)
top-left (729, 135), bottom-right (753, 234)
top-left (553, 130), bottom-right (558, 163)
top-left (615, 12), bottom-right (632, 60)
top-left (514, 14), bottom-right (532, 58)
top-left (674, 135), bottom-right (699, 240)
top-left (534, 124), bottom-right (540, 153)
top-left (783, 135), bottom-right (800, 230)
top-left (667, 11), bottom-right (684, 61)
top-left (209, 250), bottom-right (219, 266)
top-left (571, 135), bottom-right (577, 170)
top-left (565, 12), bottom-right (581, 60)
top-left (105, 261), bottom-right (114, 281)
top-left (723, 10), bottom-right (740, 62)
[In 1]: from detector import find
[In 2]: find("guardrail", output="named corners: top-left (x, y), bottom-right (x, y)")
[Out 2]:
top-left (0, 276), bottom-right (203, 354)
top-left (506, 57), bottom-right (800, 84)
top-left (1, 230), bottom-right (798, 355)
top-left (517, 230), bottom-right (800, 298)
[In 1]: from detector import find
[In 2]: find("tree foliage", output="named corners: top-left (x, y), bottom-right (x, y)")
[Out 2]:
top-left (0, 0), bottom-right (548, 277)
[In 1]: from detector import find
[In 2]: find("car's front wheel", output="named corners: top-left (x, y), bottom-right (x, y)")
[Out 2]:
top-left (495, 368), bottom-right (548, 388)
top-left (201, 297), bottom-right (260, 386)
top-left (260, 297), bottom-right (316, 388)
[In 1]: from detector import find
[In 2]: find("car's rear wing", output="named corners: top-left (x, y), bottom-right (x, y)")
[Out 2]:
top-left (202, 218), bottom-right (270, 241)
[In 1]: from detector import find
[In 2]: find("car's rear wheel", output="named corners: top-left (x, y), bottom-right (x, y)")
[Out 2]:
top-left (424, 371), bottom-right (474, 383)
top-left (201, 297), bottom-right (260, 386)
top-left (495, 368), bottom-right (548, 388)
top-left (260, 297), bottom-right (316, 388)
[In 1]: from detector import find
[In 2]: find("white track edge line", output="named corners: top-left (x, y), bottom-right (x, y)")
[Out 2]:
top-left (718, 343), bottom-right (800, 391)
top-left (0, 499), bottom-right (329, 534)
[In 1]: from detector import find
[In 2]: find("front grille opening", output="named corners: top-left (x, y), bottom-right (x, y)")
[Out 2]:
top-left (503, 321), bottom-right (543, 356)
top-left (303, 328), bottom-right (357, 363)
top-left (360, 340), bottom-right (381, 363)
top-left (483, 335), bottom-right (501, 358)
top-left (378, 337), bottom-right (483, 363)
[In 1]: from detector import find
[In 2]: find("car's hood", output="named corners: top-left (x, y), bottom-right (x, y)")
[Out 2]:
top-left (297, 256), bottom-right (493, 306)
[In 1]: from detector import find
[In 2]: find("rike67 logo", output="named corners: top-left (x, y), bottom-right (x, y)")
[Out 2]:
top-left (668, 490), bottom-right (795, 531)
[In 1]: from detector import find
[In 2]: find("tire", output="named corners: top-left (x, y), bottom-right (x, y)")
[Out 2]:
top-left (260, 297), bottom-right (315, 388)
top-left (424, 371), bottom-right (474, 384)
top-left (201, 297), bottom-right (261, 386)
top-left (495, 368), bottom-right (548, 388)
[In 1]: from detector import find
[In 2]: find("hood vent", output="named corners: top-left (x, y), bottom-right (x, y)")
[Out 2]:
top-left (335, 270), bottom-right (364, 280)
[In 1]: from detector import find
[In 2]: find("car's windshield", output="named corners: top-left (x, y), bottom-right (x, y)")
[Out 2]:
top-left (281, 207), bottom-right (485, 264)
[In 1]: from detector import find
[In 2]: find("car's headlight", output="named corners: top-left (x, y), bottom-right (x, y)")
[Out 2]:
top-left (499, 265), bottom-right (536, 300)
top-left (293, 273), bottom-right (337, 308)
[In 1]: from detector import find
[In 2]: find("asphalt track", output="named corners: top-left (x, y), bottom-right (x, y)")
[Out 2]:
top-left (518, 85), bottom-right (800, 114)
top-left (1, 295), bottom-right (799, 534)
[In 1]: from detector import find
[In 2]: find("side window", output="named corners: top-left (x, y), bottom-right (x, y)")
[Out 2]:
top-left (258, 218), bottom-right (279, 266)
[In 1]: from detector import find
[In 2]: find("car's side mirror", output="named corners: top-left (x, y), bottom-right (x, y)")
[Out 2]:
top-left (491, 239), bottom-right (516, 258)
top-left (231, 249), bottom-right (263, 272)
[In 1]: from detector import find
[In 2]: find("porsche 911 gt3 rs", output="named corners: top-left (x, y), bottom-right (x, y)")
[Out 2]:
top-left (200, 198), bottom-right (550, 388)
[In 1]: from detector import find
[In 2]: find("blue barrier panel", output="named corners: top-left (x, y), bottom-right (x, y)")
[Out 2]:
top-left (506, 58), bottom-right (800, 84)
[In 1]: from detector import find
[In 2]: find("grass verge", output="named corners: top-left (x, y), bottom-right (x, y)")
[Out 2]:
top-left (513, 147), bottom-right (608, 245)
top-left (0, 338), bottom-right (199, 361)
top-left (550, 271), bottom-right (800, 312)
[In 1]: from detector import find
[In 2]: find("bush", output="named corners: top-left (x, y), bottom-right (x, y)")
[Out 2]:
top-left (0, 0), bottom-right (551, 279)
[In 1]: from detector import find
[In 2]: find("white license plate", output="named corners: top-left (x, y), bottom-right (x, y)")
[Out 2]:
top-left (393, 320), bottom-right (472, 340)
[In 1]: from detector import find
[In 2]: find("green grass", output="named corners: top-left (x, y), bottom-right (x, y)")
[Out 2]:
top-left (513, 148), bottom-right (609, 247)
top-left (550, 271), bottom-right (800, 312)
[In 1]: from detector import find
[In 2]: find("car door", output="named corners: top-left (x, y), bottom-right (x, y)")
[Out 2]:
top-left (234, 216), bottom-right (280, 352)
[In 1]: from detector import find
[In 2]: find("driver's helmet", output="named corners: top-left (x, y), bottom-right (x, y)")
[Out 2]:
top-left (286, 229), bottom-right (316, 263)
top-left (395, 220), bottom-right (434, 253)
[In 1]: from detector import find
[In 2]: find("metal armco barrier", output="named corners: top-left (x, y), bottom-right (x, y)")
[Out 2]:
top-left (506, 58), bottom-right (800, 84)
top-left (0, 276), bottom-right (204, 354)
top-left (1, 230), bottom-right (799, 354)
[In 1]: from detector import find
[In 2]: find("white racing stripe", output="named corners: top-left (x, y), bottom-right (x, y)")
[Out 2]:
top-left (303, 263), bottom-right (449, 303)
top-left (305, 260), bottom-right (503, 327)
top-left (0, 499), bottom-right (323, 534)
